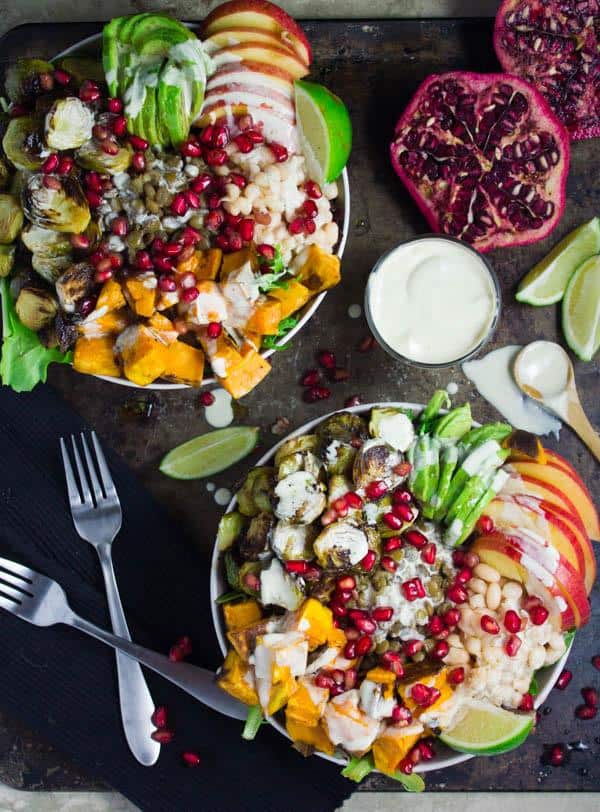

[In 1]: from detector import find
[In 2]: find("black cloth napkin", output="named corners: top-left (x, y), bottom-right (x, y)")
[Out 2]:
top-left (0, 384), bottom-right (354, 812)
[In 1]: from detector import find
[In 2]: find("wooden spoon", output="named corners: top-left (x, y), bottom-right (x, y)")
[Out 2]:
top-left (514, 340), bottom-right (600, 461)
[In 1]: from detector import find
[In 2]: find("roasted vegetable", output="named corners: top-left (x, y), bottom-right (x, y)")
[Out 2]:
top-left (21, 223), bottom-right (72, 258)
top-left (0, 194), bottom-right (23, 244)
top-left (237, 466), bottom-right (275, 517)
top-left (0, 244), bottom-right (16, 277)
top-left (324, 442), bottom-right (356, 476)
top-left (222, 599), bottom-right (262, 632)
top-left (73, 335), bottom-right (120, 377)
top-left (15, 285), bottom-right (58, 331)
top-left (5, 59), bottom-right (54, 104)
top-left (274, 435), bottom-right (319, 467)
top-left (217, 512), bottom-right (246, 551)
top-left (259, 557), bottom-right (303, 609)
top-left (353, 439), bottom-right (397, 489)
top-left (369, 408), bottom-right (415, 452)
top-left (75, 138), bottom-right (133, 175)
top-left (274, 471), bottom-right (326, 524)
top-left (2, 116), bottom-right (46, 171)
top-left (23, 173), bottom-right (90, 233)
top-left (55, 262), bottom-right (94, 313)
top-left (316, 412), bottom-right (367, 446)
top-left (296, 244), bottom-right (341, 293)
top-left (55, 57), bottom-right (106, 86)
top-left (239, 512), bottom-right (275, 561)
top-left (116, 324), bottom-right (169, 386)
top-left (271, 521), bottom-right (316, 561)
top-left (45, 97), bottom-right (94, 151)
top-left (0, 157), bottom-right (10, 190)
top-left (313, 522), bottom-right (369, 568)
top-left (31, 253), bottom-right (73, 283)
top-left (238, 561), bottom-right (262, 598)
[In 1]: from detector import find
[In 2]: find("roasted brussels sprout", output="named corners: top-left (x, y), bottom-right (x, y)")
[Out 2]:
top-left (31, 252), bottom-right (73, 283)
top-left (259, 557), bottom-right (303, 610)
top-left (2, 116), bottom-right (46, 171)
top-left (352, 439), bottom-right (398, 489)
top-left (277, 450), bottom-right (323, 481)
top-left (237, 466), bottom-right (275, 517)
top-left (239, 512), bottom-right (275, 561)
top-left (274, 471), bottom-right (326, 525)
top-left (0, 243), bottom-right (16, 277)
top-left (23, 173), bottom-right (90, 233)
top-left (369, 407), bottom-right (415, 452)
top-left (21, 223), bottom-right (72, 258)
top-left (54, 310), bottom-right (78, 352)
top-left (271, 521), bottom-right (316, 561)
top-left (0, 157), bottom-right (10, 190)
top-left (45, 97), bottom-right (94, 151)
top-left (10, 170), bottom-right (29, 199)
top-left (324, 442), bottom-right (356, 476)
top-left (75, 138), bottom-right (133, 175)
top-left (5, 59), bottom-right (54, 104)
top-left (55, 57), bottom-right (106, 86)
top-left (251, 468), bottom-right (275, 513)
top-left (316, 412), bottom-right (368, 446)
top-left (15, 285), bottom-right (58, 330)
top-left (0, 194), bottom-right (24, 244)
top-left (313, 522), bottom-right (369, 569)
top-left (274, 434), bottom-right (319, 467)
top-left (238, 561), bottom-right (263, 598)
top-left (55, 262), bottom-right (94, 313)
top-left (217, 511), bottom-right (246, 552)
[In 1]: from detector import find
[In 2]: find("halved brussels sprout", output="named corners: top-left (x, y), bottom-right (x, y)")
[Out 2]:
top-left (0, 194), bottom-right (24, 244)
top-left (55, 262), bottom-right (94, 312)
top-left (0, 157), bottom-right (11, 190)
top-left (45, 97), bottom-right (94, 151)
top-left (5, 59), bottom-right (54, 104)
top-left (313, 522), bottom-right (369, 569)
top-left (55, 57), bottom-right (106, 86)
top-left (0, 244), bottom-right (16, 277)
top-left (271, 521), bottom-right (316, 561)
top-left (2, 116), bottom-right (46, 171)
top-left (274, 471), bottom-right (326, 525)
top-left (21, 223), bottom-right (72, 258)
top-left (15, 285), bottom-right (58, 330)
top-left (238, 561), bottom-right (262, 598)
top-left (75, 138), bottom-right (133, 175)
top-left (237, 466), bottom-right (274, 517)
top-left (32, 252), bottom-right (73, 283)
top-left (369, 407), bottom-right (415, 452)
top-left (316, 412), bottom-right (368, 446)
top-left (352, 439), bottom-right (398, 490)
top-left (239, 512), bottom-right (275, 561)
top-left (216, 511), bottom-right (246, 552)
top-left (324, 442), bottom-right (356, 476)
top-left (274, 434), bottom-right (319, 467)
top-left (251, 468), bottom-right (275, 513)
top-left (10, 170), bottom-right (29, 199)
top-left (23, 173), bottom-right (90, 233)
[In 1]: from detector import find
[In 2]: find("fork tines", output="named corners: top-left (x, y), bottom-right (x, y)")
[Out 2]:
top-left (60, 431), bottom-right (117, 509)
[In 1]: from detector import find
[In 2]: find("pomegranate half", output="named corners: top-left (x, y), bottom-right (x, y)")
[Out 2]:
top-left (494, 0), bottom-right (600, 141)
top-left (390, 71), bottom-right (570, 253)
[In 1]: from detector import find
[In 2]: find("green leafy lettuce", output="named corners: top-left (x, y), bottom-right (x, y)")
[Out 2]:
top-left (0, 277), bottom-right (71, 392)
top-left (255, 245), bottom-right (290, 293)
top-left (341, 754), bottom-right (425, 791)
top-left (262, 316), bottom-right (299, 351)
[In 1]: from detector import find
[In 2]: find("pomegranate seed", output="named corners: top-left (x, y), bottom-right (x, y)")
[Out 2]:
top-left (180, 227), bottom-right (201, 247)
top-left (53, 68), bottom-right (71, 86)
top-left (233, 134), bottom-right (253, 153)
top-left (95, 257), bottom-right (112, 274)
top-left (400, 640), bottom-right (420, 658)
top-left (180, 140), bottom-right (202, 158)
top-left (43, 174), bottom-right (61, 191)
top-left (190, 174), bottom-right (213, 194)
top-left (134, 250), bottom-right (152, 270)
top-left (383, 512), bottom-right (403, 530)
top-left (303, 385), bottom-right (331, 403)
top-left (447, 583), bottom-right (468, 604)
top-left (448, 667), bottom-right (465, 685)
top-left (101, 139), bottom-right (120, 156)
top-left (200, 126), bottom-right (214, 145)
top-left (380, 651), bottom-right (404, 675)
top-left (170, 193), bottom-right (188, 217)
top-left (79, 298), bottom-right (96, 317)
top-left (353, 616), bottom-right (377, 635)
top-left (348, 609), bottom-right (367, 622)
top-left (151, 729), bottom-right (174, 744)
top-left (42, 153), bottom-right (59, 173)
top-left (344, 668), bottom-right (358, 691)
top-left (523, 595), bottom-right (542, 613)
top-left (85, 190), bottom-right (103, 208)
top-left (106, 97), bottom-right (122, 114)
top-left (372, 606), bottom-right (393, 622)
top-left (183, 190), bottom-right (200, 210)
top-left (345, 492), bottom-right (363, 510)
top-left (549, 744), bottom-right (566, 767)
top-left (360, 550), bottom-right (377, 572)
top-left (132, 152), bottom-right (146, 172)
top-left (452, 550), bottom-right (466, 567)
top-left (392, 490), bottom-right (412, 505)
top-left (456, 567), bottom-right (473, 584)
top-left (155, 257), bottom-right (175, 274)
top-left (179, 272), bottom-right (198, 290)
top-left (320, 507), bottom-right (337, 526)
top-left (151, 705), bottom-right (169, 728)
top-left (519, 693), bottom-right (534, 711)
top-left (427, 615), bottom-right (445, 635)
top-left (335, 575), bottom-right (355, 592)
top-left (181, 287), bottom-right (199, 303)
top-left (592, 655), bottom-right (600, 671)
top-left (181, 751), bottom-right (201, 767)
top-left (70, 233), bottom-right (90, 251)
top-left (464, 552), bottom-right (480, 569)
top-left (160, 242), bottom-right (181, 258)
top-left (85, 171), bottom-right (102, 191)
top-left (211, 125), bottom-right (230, 148)
top-left (288, 217), bottom-right (305, 235)
top-left (206, 148), bottom-right (228, 166)
top-left (304, 218), bottom-right (317, 235)
top-left (555, 669), bottom-right (572, 690)
top-left (128, 134), bottom-right (148, 151)
top-left (92, 124), bottom-right (109, 141)
top-left (315, 673), bottom-right (335, 690)
top-left (480, 614), bottom-right (500, 635)
top-left (90, 248), bottom-right (106, 266)
top-left (380, 555), bottom-right (397, 573)
top-left (245, 129), bottom-right (264, 143)
top-left (193, 390), bottom-right (215, 408)
top-left (238, 218), bottom-right (254, 242)
top-left (229, 233), bottom-right (243, 251)
top-left (157, 275), bottom-right (176, 292)
top-left (365, 480), bottom-right (388, 500)
top-left (345, 395), bottom-right (362, 408)
top-left (432, 640), bottom-right (449, 659)
top-left (205, 210), bottom-right (225, 231)
top-left (383, 536), bottom-right (402, 553)
top-left (254, 244), bottom-right (274, 262)
top-left (330, 599), bottom-right (347, 618)
top-left (285, 560), bottom-right (308, 575)
top-left (303, 199), bottom-right (318, 218)
top-left (203, 322), bottom-right (221, 341)
top-left (110, 115), bottom-right (127, 137)
top-left (443, 608), bottom-right (461, 627)
top-left (404, 529), bottom-right (427, 548)
top-left (575, 704), bottom-right (597, 720)
top-left (300, 368), bottom-right (319, 387)
top-left (581, 687), bottom-right (598, 707)
top-left (529, 604), bottom-right (549, 626)
top-left (355, 635), bottom-right (373, 656)
top-left (500, 609), bottom-right (521, 635)
top-left (344, 640), bottom-right (357, 659)
top-left (94, 269), bottom-right (112, 283)
top-left (79, 80), bottom-right (100, 102)
top-left (9, 104), bottom-right (28, 118)
top-left (392, 705), bottom-right (412, 725)
top-left (57, 156), bottom-right (73, 174)
top-left (505, 635), bottom-right (522, 657)
top-left (402, 578), bottom-right (425, 601)
top-left (305, 180), bottom-right (322, 199)
top-left (418, 740), bottom-right (435, 760)
top-left (411, 683), bottom-right (432, 706)
top-left (269, 142), bottom-right (288, 162)
top-left (476, 515), bottom-right (494, 534)
top-left (109, 216), bottom-right (128, 237)
top-left (330, 683), bottom-right (345, 697)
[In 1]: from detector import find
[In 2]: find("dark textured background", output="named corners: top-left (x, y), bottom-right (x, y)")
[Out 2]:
top-left (0, 17), bottom-right (599, 796)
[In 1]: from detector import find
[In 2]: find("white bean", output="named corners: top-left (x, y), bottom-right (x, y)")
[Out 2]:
top-left (446, 647), bottom-right (470, 665)
top-left (473, 563), bottom-right (501, 583)
top-left (469, 577), bottom-right (487, 595)
top-left (245, 183), bottom-right (261, 202)
top-left (323, 181), bottom-right (338, 199)
top-left (254, 171), bottom-right (269, 187)
top-left (224, 200), bottom-right (241, 216)
top-left (486, 582), bottom-right (502, 611)
top-left (502, 581), bottom-right (523, 601)
top-left (224, 184), bottom-right (240, 202)
top-left (469, 594), bottom-right (485, 610)
top-left (238, 198), bottom-right (252, 216)
top-left (447, 634), bottom-right (462, 647)
top-left (465, 636), bottom-right (481, 657)
top-left (513, 676), bottom-right (530, 694)
top-left (213, 164), bottom-right (230, 177)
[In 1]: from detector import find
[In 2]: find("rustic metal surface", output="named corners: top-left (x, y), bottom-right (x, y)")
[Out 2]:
top-left (1, 19), bottom-right (599, 795)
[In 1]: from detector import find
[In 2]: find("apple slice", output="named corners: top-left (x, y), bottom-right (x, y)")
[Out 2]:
top-left (510, 461), bottom-right (600, 542)
top-left (204, 86), bottom-right (295, 121)
top-left (211, 43), bottom-right (308, 80)
top-left (541, 500), bottom-right (597, 594)
top-left (208, 67), bottom-right (294, 100)
top-left (503, 471), bottom-right (579, 516)
top-left (204, 26), bottom-right (300, 58)
top-left (201, 0), bottom-right (312, 67)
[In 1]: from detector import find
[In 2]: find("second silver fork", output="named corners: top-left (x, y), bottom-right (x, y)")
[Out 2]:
top-left (60, 432), bottom-right (159, 766)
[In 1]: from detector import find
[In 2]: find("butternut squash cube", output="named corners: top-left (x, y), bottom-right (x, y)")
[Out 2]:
top-left (245, 297), bottom-right (282, 335)
top-left (79, 308), bottom-right (130, 339)
top-left (148, 312), bottom-right (176, 340)
top-left (227, 618), bottom-right (271, 660)
top-left (296, 245), bottom-right (341, 294)
top-left (267, 673), bottom-right (297, 715)
top-left (123, 276), bottom-right (157, 317)
top-left (117, 325), bottom-right (169, 387)
top-left (327, 626), bottom-right (348, 648)
top-left (292, 598), bottom-right (335, 650)
top-left (366, 667), bottom-right (397, 686)
top-left (163, 341), bottom-right (205, 386)
top-left (73, 336), bottom-right (120, 377)
top-left (218, 347), bottom-right (271, 399)
top-left (285, 717), bottom-right (335, 756)
top-left (196, 248), bottom-right (223, 280)
top-left (223, 599), bottom-right (262, 632)
top-left (220, 247), bottom-right (258, 279)
top-left (372, 723), bottom-right (424, 776)
top-left (217, 649), bottom-right (259, 706)
top-left (268, 279), bottom-right (311, 320)
top-left (96, 278), bottom-right (126, 312)
top-left (199, 331), bottom-right (244, 379)
top-left (285, 678), bottom-right (328, 727)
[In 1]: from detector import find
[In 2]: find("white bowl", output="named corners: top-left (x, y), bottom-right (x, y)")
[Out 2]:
top-left (53, 33), bottom-right (351, 391)
top-left (210, 402), bottom-right (571, 774)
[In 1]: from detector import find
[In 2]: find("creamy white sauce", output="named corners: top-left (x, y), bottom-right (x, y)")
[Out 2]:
top-left (204, 388), bottom-right (234, 428)
top-left (214, 487), bottom-right (232, 506)
top-left (515, 341), bottom-right (570, 414)
top-left (206, 481), bottom-right (216, 492)
top-left (446, 381), bottom-right (459, 395)
top-left (368, 238), bottom-right (497, 364)
top-left (323, 690), bottom-right (381, 754)
top-left (376, 412), bottom-right (415, 452)
top-left (462, 345), bottom-right (561, 437)
top-left (348, 304), bottom-right (362, 319)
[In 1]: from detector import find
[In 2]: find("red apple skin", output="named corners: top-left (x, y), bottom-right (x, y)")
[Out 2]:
top-left (211, 43), bottom-right (308, 79)
top-left (540, 500), bottom-right (596, 594)
top-left (510, 461), bottom-right (600, 542)
top-left (204, 26), bottom-right (299, 57)
top-left (543, 450), bottom-right (600, 537)
top-left (201, 0), bottom-right (313, 66)
top-left (506, 472), bottom-right (579, 517)
top-left (204, 84), bottom-right (295, 118)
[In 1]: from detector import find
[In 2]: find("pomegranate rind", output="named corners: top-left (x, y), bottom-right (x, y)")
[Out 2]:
top-left (494, 0), bottom-right (600, 141)
top-left (389, 71), bottom-right (570, 253)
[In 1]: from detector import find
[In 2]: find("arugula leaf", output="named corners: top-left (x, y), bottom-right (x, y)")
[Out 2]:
top-left (262, 315), bottom-right (299, 351)
top-left (528, 674), bottom-right (540, 697)
top-left (255, 245), bottom-right (290, 292)
top-left (563, 629), bottom-right (576, 648)
top-left (242, 705), bottom-right (265, 740)
top-left (215, 590), bottom-right (246, 605)
top-left (341, 755), bottom-right (425, 792)
top-left (0, 277), bottom-right (72, 392)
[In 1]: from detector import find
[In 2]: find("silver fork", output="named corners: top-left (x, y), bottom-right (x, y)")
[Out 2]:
top-left (60, 432), bottom-right (158, 765)
top-left (0, 556), bottom-right (246, 721)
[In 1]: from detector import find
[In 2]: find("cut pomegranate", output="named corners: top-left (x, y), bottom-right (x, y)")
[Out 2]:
top-left (555, 669), bottom-right (572, 690)
top-left (390, 71), bottom-right (569, 252)
top-left (494, 0), bottom-right (600, 141)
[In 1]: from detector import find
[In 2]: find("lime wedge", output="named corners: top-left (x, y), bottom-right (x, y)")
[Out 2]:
top-left (516, 218), bottom-right (600, 306)
top-left (562, 255), bottom-right (600, 361)
top-left (294, 79), bottom-right (352, 184)
top-left (439, 700), bottom-right (534, 755)
top-left (159, 427), bottom-right (259, 479)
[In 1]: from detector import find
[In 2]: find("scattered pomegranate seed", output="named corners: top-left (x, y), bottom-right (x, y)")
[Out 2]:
top-left (179, 272), bottom-right (198, 291)
top-left (464, 552), bottom-right (480, 569)
top-left (245, 129), bottom-right (264, 144)
top-left (181, 751), bottom-right (201, 767)
top-left (229, 232), bottom-right (243, 251)
top-left (581, 687), bottom-right (598, 707)
top-left (79, 298), bottom-right (96, 317)
top-left (79, 79), bottom-right (100, 102)
top-left (211, 125), bottom-right (230, 148)
top-left (95, 257), bottom-right (112, 275)
top-left (392, 489), bottom-right (412, 504)
top-left (410, 683), bottom-right (432, 706)
top-left (330, 367), bottom-right (350, 383)
top-left (53, 68), bottom-right (71, 86)
top-left (320, 507), bottom-right (337, 526)
top-left (151, 728), bottom-right (174, 744)
top-left (372, 606), bottom-right (393, 622)
top-left (592, 655), bottom-right (600, 671)
top-left (284, 560), bottom-right (308, 575)
top-left (233, 134), bottom-right (253, 153)
top-left (382, 512), bottom-right (403, 530)
top-left (92, 123), bottom-right (109, 141)
top-left (303, 385), bottom-right (331, 403)
top-left (134, 250), bottom-right (152, 270)
top-left (504, 609), bottom-right (522, 634)
top-left (518, 693), bottom-right (534, 711)
top-left (421, 543), bottom-right (436, 565)
top-left (549, 743), bottom-right (566, 767)
top-left (110, 115), bottom-right (127, 137)
top-left (344, 668), bottom-right (358, 691)
top-left (505, 635), bottom-right (522, 657)
top-left (204, 321), bottom-right (221, 340)
top-left (304, 218), bottom-right (317, 235)
top-left (523, 595), bottom-right (542, 613)
top-left (161, 242), bottom-right (182, 258)
top-left (427, 615), bottom-right (445, 635)
top-left (402, 578), bottom-right (426, 601)
top-left (480, 614), bottom-right (500, 635)
top-left (101, 139), bottom-right (120, 156)
top-left (43, 174), bottom-right (62, 190)
top-left (383, 536), bottom-right (402, 553)
top-left (401, 639), bottom-right (421, 658)
top-left (181, 287), bottom-right (199, 303)
top-left (183, 190), bottom-right (200, 210)
top-left (329, 598), bottom-right (347, 618)
top-left (151, 706), bottom-right (168, 728)
top-left (345, 395), bottom-right (362, 407)
top-left (529, 604), bottom-right (549, 626)
top-left (303, 199), bottom-right (318, 218)
top-left (132, 152), bottom-right (146, 172)
top-left (447, 583), bottom-right (468, 604)
top-left (360, 550), bottom-right (377, 572)
top-left (392, 503), bottom-right (415, 523)
top-left (365, 480), bottom-right (388, 500)
top-left (555, 669), bottom-right (572, 690)
top-left (575, 704), bottom-right (597, 720)
top-left (155, 256), bottom-right (175, 274)
top-left (418, 740), bottom-right (435, 760)
top-left (404, 529), bottom-right (427, 548)
top-left (448, 667), bottom-right (465, 685)
top-left (255, 243), bottom-right (275, 261)
top-left (452, 550), bottom-right (466, 567)
top-left (94, 268), bottom-right (112, 283)
top-left (476, 515), bottom-right (494, 534)
top-left (380, 555), bottom-right (397, 573)
top-left (204, 210), bottom-right (224, 231)
top-left (180, 139), bottom-right (202, 158)
top-left (288, 216), bottom-right (305, 235)
top-left (69, 233), bottom-right (90, 251)
top-left (170, 193), bottom-right (188, 217)
top-left (353, 616), bottom-right (377, 635)
top-left (157, 275), bottom-right (176, 292)
top-left (355, 635), bottom-right (373, 656)
top-left (57, 156), bottom-right (73, 174)
top-left (455, 568), bottom-right (472, 585)
top-left (269, 142), bottom-right (288, 162)
top-left (305, 180), bottom-right (322, 199)
top-left (348, 609), bottom-right (367, 622)
top-left (432, 640), bottom-right (449, 659)
top-left (42, 153), bottom-right (59, 173)
top-left (200, 126), bottom-right (214, 145)
top-left (109, 216), bottom-right (128, 237)
top-left (190, 174), bottom-right (213, 194)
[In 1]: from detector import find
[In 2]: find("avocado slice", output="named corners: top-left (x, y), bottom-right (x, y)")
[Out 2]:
top-left (137, 27), bottom-right (192, 60)
top-left (157, 60), bottom-right (190, 147)
top-left (140, 76), bottom-right (161, 146)
top-left (102, 17), bottom-right (127, 95)
top-left (130, 14), bottom-right (190, 49)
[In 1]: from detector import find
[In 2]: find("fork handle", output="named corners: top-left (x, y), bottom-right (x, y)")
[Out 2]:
top-left (97, 545), bottom-right (160, 766)
top-left (66, 611), bottom-right (247, 722)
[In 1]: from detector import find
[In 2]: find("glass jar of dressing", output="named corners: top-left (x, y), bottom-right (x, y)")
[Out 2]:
top-left (365, 235), bottom-right (501, 368)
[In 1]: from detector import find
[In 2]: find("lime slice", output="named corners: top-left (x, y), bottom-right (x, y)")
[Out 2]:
top-left (294, 79), bottom-right (352, 184)
top-left (516, 218), bottom-right (600, 306)
top-left (439, 700), bottom-right (534, 755)
top-left (159, 426), bottom-right (259, 479)
top-left (562, 255), bottom-right (600, 361)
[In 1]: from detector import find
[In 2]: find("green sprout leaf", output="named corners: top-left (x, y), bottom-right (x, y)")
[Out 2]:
top-left (242, 705), bottom-right (265, 740)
